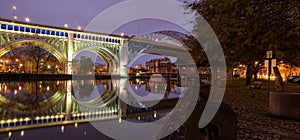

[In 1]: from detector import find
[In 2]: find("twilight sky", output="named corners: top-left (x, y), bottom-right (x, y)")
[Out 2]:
top-left (0, 0), bottom-right (198, 67)
top-left (0, 0), bottom-right (196, 36)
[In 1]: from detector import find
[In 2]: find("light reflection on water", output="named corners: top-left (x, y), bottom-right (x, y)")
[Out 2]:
top-left (0, 79), bottom-right (181, 106)
top-left (0, 78), bottom-right (182, 127)
top-left (0, 81), bottom-right (62, 105)
top-left (128, 78), bottom-right (182, 102)
top-left (72, 80), bottom-right (107, 102)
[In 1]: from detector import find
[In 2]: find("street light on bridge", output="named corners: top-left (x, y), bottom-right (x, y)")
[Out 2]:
top-left (25, 17), bottom-right (30, 22)
top-left (12, 6), bottom-right (17, 20)
top-left (77, 26), bottom-right (82, 30)
top-left (64, 24), bottom-right (68, 28)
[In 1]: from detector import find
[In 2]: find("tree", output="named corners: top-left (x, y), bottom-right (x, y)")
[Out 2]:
top-left (2, 46), bottom-right (56, 73)
top-left (186, 0), bottom-right (300, 85)
top-left (27, 47), bottom-right (45, 74)
top-left (183, 35), bottom-right (209, 67)
top-left (79, 56), bottom-right (94, 74)
top-left (19, 46), bottom-right (54, 74)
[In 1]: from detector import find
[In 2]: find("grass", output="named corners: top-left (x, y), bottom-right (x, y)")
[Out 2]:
top-left (223, 78), bottom-right (300, 139)
top-left (223, 78), bottom-right (300, 114)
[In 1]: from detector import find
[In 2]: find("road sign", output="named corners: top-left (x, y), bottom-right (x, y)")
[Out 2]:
top-left (271, 59), bottom-right (276, 67)
top-left (265, 59), bottom-right (277, 67)
top-left (266, 51), bottom-right (272, 59)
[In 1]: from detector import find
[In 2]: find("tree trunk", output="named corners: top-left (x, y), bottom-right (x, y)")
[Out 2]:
top-left (288, 64), bottom-right (292, 76)
top-left (35, 61), bottom-right (39, 74)
top-left (253, 69), bottom-right (258, 81)
top-left (273, 67), bottom-right (285, 93)
top-left (245, 65), bottom-right (252, 86)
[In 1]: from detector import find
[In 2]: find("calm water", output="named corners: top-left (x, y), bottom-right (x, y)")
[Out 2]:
top-left (0, 78), bottom-right (198, 140)
top-left (0, 78), bottom-right (182, 121)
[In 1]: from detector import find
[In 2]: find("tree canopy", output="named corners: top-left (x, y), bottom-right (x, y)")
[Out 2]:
top-left (185, 0), bottom-right (300, 84)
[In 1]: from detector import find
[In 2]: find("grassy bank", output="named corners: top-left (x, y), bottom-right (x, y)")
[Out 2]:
top-left (224, 78), bottom-right (300, 113)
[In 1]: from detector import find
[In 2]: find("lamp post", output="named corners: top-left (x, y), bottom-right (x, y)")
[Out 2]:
top-left (12, 6), bottom-right (16, 20)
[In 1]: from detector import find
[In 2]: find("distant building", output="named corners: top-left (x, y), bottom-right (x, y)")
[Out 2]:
top-left (94, 63), bottom-right (107, 75)
top-left (135, 64), bottom-right (142, 70)
top-left (145, 57), bottom-right (173, 73)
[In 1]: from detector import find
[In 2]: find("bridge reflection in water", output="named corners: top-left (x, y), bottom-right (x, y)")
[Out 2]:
top-left (0, 78), bottom-right (182, 133)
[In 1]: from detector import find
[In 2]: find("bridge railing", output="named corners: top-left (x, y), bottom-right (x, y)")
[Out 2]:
top-left (0, 19), bottom-right (123, 45)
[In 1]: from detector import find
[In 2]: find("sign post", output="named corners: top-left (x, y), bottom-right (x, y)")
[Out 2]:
top-left (266, 51), bottom-right (272, 99)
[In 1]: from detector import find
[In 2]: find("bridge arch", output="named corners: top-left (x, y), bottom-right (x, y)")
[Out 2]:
top-left (0, 39), bottom-right (67, 63)
top-left (73, 46), bottom-right (119, 75)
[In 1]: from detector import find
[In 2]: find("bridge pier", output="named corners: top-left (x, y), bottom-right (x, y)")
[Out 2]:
top-left (119, 40), bottom-right (128, 77)
top-left (118, 79), bottom-right (128, 118)
top-left (65, 80), bottom-right (72, 120)
top-left (67, 33), bottom-right (74, 74)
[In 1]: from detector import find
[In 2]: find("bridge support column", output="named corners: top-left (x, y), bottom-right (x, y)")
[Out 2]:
top-left (67, 33), bottom-right (74, 74)
top-left (118, 78), bottom-right (128, 118)
top-left (65, 80), bottom-right (72, 120)
top-left (119, 40), bottom-right (128, 77)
